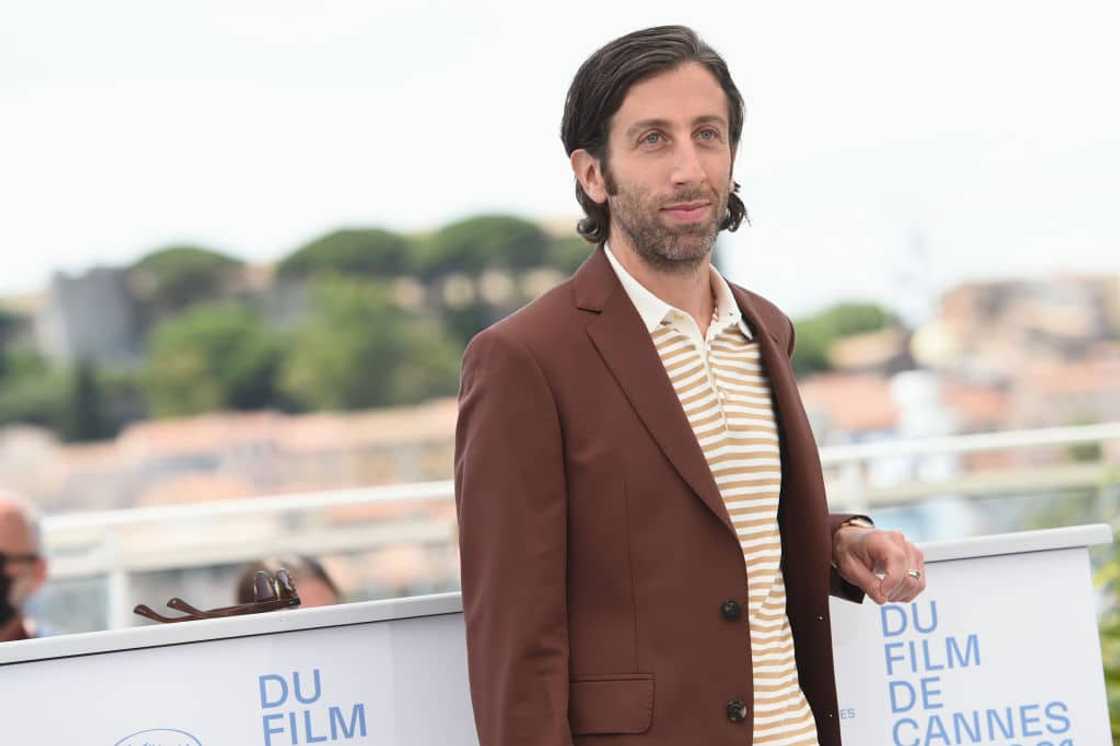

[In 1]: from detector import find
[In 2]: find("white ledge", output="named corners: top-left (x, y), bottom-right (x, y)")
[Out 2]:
top-left (919, 523), bottom-right (1113, 563)
top-left (3, 524), bottom-right (1112, 665)
top-left (0, 591), bottom-right (464, 666)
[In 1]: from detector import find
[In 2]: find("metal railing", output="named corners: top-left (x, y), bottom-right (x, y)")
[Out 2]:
top-left (822, 422), bottom-right (1120, 510)
top-left (37, 422), bottom-right (1120, 630)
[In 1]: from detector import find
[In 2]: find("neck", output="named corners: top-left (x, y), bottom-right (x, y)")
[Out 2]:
top-left (609, 235), bottom-right (715, 335)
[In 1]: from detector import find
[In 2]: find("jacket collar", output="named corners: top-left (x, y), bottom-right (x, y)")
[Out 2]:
top-left (574, 245), bottom-right (799, 539)
top-left (571, 244), bottom-right (617, 314)
top-left (600, 243), bottom-right (753, 339)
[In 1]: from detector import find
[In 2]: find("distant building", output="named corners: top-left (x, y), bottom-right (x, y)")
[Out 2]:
top-left (1009, 343), bottom-right (1120, 428)
top-left (910, 274), bottom-right (1120, 431)
top-left (914, 275), bottom-right (1118, 377)
top-left (799, 373), bottom-right (900, 443)
top-left (828, 326), bottom-right (914, 375)
top-left (35, 268), bottom-right (142, 367)
top-left (0, 399), bottom-right (459, 513)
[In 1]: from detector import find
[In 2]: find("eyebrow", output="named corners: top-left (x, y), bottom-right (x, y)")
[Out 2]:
top-left (624, 115), bottom-right (729, 140)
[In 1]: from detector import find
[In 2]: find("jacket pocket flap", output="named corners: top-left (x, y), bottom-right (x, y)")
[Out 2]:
top-left (569, 673), bottom-right (654, 735)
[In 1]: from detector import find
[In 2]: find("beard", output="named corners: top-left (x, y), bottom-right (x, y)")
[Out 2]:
top-left (604, 167), bottom-right (728, 275)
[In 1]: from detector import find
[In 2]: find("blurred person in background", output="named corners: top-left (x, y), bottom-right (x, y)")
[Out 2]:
top-left (235, 554), bottom-right (341, 608)
top-left (0, 491), bottom-right (48, 642)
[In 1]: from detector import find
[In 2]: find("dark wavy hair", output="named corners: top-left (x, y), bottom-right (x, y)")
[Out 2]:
top-left (561, 26), bottom-right (748, 246)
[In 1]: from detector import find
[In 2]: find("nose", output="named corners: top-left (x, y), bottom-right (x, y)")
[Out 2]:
top-left (670, 141), bottom-right (707, 188)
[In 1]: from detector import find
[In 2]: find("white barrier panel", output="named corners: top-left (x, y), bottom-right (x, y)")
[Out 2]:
top-left (0, 595), bottom-right (479, 745)
top-left (0, 525), bottom-right (1112, 745)
top-left (831, 524), bottom-right (1112, 745)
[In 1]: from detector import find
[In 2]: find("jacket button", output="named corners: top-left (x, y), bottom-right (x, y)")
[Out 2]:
top-left (726, 698), bottom-right (748, 723)
top-left (720, 599), bottom-right (742, 621)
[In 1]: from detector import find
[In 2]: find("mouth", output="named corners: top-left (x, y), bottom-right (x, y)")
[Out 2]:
top-left (660, 201), bottom-right (712, 223)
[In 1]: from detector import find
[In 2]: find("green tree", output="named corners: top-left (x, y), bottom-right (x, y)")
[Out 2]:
top-left (0, 348), bottom-right (145, 439)
top-left (130, 245), bottom-right (243, 313)
top-left (0, 349), bottom-right (68, 429)
top-left (58, 360), bottom-right (113, 442)
top-left (0, 309), bottom-right (19, 379)
top-left (792, 302), bottom-right (898, 376)
top-left (422, 215), bottom-right (551, 277)
top-left (443, 304), bottom-right (497, 347)
top-left (281, 278), bottom-right (460, 410)
top-left (0, 308), bottom-right (19, 345)
top-left (278, 228), bottom-right (416, 280)
top-left (548, 235), bottom-right (594, 275)
top-left (1098, 526), bottom-right (1120, 740)
top-left (390, 317), bottom-right (465, 404)
top-left (98, 369), bottom-right (150, 432)
top-left (143, 304), bottom-right (284, 417)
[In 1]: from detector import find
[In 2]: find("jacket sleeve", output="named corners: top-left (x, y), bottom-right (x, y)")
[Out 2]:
top-left (454, 327), bottom-right (574, 746)
top-left (828, 513), bottom-right (870, 603)
top-left (784, 315), bottom-right (868, 604)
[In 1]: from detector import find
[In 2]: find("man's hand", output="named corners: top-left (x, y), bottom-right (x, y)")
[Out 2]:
top-left (832, 527), bottom-right (926, 605)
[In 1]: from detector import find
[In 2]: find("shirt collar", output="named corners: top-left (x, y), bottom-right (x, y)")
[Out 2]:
top-left (603, 243), bottom-right (752, 339)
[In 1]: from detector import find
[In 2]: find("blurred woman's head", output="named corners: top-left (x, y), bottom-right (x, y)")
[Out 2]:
top-left (236, 554), bottom-right (340, 608)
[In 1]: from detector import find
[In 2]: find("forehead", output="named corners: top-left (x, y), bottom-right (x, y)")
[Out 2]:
top-left (611, 61), bottom-right (729, 133)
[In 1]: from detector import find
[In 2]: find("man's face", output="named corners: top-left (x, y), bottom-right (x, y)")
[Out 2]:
top-left (597, 62), bottom-right (734, 272)
top-left (0, 507), bottom-right (42, 614)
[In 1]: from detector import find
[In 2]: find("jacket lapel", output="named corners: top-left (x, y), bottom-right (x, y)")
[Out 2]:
top-left (574, 249), bottom-right (734, 535)
top-left (730, 285), bottom-right (811, 516)
top-left (571, 247), bottom-right (813, 546)
top-left (731, 287), bottom-right (798, 429)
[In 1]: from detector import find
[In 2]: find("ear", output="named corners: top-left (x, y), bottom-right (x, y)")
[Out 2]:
top-left (570, 149), bottom-right (609, 204)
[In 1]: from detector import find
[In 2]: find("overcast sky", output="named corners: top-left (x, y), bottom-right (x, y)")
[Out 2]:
top-left (3, 0), bottom-right (1118, 317)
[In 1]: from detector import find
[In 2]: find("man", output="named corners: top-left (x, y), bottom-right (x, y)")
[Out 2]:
top-left (454, 26), bottom-right (926, 745)
top-left (0, 491), bottom-right (48, 642)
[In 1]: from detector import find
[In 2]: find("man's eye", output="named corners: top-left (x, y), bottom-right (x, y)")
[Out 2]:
top-left (641, 132), bottom-right (663, 146)
top-left (698, 128), bottom-right (721, 141)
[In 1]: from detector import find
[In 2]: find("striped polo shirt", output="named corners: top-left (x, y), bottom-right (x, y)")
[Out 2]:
top-left (605, 245), bottom-right (819, 746)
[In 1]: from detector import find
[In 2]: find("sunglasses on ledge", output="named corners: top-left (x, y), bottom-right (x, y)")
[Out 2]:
top-left (0, 552), bottom-right (40, 571)
top-left (133, 568), bottom-right (301, 624)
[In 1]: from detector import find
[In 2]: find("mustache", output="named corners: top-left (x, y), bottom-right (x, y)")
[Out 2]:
top-left (659, 187), bottom-right (720, 208)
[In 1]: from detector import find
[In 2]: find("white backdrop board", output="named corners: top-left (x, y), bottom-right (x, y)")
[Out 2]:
top-left (831, 525), bottom-right (1112, 746)
top-left (0, 525), bottom-right (1112, 745)
top-left (0, 595), bottom-right (479, 745)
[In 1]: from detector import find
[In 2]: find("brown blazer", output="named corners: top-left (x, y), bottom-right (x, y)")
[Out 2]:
top-left (454, 247), bottom-right (863, 745)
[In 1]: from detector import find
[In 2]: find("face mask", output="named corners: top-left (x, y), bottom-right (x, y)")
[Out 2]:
top-left (0, 571), bottom-right (16, 627)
